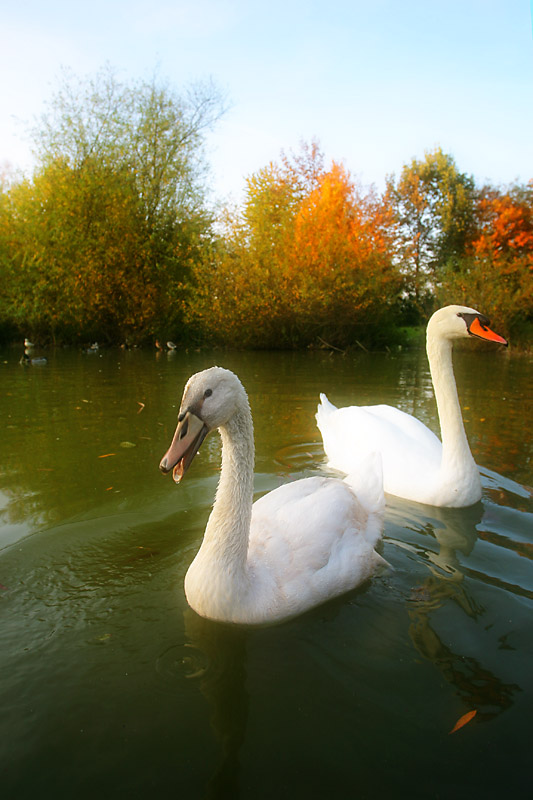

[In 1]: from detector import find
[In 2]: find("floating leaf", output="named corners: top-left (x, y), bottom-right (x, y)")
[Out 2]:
top-left (449, 709), bottom-right (477, 734)
top-left (120, 441), bottom-right (136, 448)
top-left (98, 453), bottom-right (116, 458)
top-left (137, 402), bottom-right (145, 413)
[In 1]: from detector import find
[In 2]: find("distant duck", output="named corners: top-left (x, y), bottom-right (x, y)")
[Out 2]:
top-left (24, 338), bottom-right (35, 348)
top-left (155, 340), bottom-right (164, 351)
top-left (20, 352), bottom-right (47, 366)
top-left (85, 342), bottom-right (99, 354)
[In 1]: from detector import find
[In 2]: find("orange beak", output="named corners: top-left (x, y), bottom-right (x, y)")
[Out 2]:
top-left (469, 316), bottom-right (508, 346)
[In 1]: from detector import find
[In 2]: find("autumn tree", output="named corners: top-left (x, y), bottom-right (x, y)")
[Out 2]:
top-left (0, 66), bottom-right (225, 343)
top-left (387, 147), bottom-right (476, 311)
top-left (1, 159), bottom-right (157, 341)
top-left (437, 182), bottom-right (533, 333)
top-left (187, 143), bottom-right (401, 348)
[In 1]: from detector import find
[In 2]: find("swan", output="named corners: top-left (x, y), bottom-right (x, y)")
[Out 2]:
top-left (316, 305), bottom-right (508, 508)
top-left (159, 366), bottom-right (385, 625)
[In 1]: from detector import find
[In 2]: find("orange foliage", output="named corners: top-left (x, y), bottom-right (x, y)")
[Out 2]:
top-left (187, 147), bottom-right (401, 348)
top-left (440, 183), bottom-right (533, 330)
top-left (472, 188), bottom-right (533, 259)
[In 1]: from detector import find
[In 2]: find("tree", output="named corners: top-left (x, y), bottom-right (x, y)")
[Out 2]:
top-left (293, 164), bottom-right (398, 325)
top-left (186, 143), bottom-right (401, 348)
top-left (437, 182), bottom-right (533, 333)
top-left (0, 66), bottom-right (225, 343)
top-left (388, 147), bottom-right (476, 310)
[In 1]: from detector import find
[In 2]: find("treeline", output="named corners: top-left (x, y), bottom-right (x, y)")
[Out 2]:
top-left (1, 69), bottom-right (532, 349)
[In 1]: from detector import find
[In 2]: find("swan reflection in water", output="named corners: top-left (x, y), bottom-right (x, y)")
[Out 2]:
top-left (162, 473), bottom-right (529, 797)
top-left (388, 494), bottom-right (524, 721)
top-left (182, 610), bottom-right (249, 799)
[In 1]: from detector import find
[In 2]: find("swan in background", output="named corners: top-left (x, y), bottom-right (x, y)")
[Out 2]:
top-left (316, 305), bottom-right (508, 508)
top-left (160, 366), bottom-right (385, 625)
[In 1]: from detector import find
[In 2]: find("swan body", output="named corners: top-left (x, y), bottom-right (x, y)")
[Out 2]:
top-left (317, 305), bottom-right (507, 508)
top-left (160, 367), bottom-right (385, 625)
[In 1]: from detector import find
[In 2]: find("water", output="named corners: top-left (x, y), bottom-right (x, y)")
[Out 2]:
top-left (1, 343), bottom-right (532, 799)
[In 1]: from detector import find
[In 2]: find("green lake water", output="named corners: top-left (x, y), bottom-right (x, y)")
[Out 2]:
top-left (0, 343), bottom-right (532, 799)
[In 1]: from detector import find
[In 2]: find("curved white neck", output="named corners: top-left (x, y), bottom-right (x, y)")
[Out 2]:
top-left (426, 330), bottom-right (476, 477)
top-left (201, 401), bottom-right (255, 575)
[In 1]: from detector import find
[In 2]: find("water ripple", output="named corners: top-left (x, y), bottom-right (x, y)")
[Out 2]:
top-left (155, 643), bottom-right (210, 687)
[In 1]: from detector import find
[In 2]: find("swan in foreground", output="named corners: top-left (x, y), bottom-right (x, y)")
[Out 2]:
top-left (160, 367), bottom-right (385, 625)
top-left (316, 305), bottom-right (508, 508)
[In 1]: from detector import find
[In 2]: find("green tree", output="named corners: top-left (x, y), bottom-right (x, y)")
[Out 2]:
top-left (1, 66), bottom-right (225, 343)
top-left (387, 147), bottom-right (476, 311)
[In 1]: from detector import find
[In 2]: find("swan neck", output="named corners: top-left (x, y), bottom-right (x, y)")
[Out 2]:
top-left (202, 401), bottom-right (255, 570)
top-left (426, 329), bottom-right (472, 465)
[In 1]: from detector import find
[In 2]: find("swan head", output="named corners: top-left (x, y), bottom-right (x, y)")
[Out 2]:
top-left (159, 367), bottom-right (248, 483)
top-left (427, 305), bottom-right (508, 346)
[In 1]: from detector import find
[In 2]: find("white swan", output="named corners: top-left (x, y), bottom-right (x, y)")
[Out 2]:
top-left (316, 305), bottom-right (508, 508)
top-left (160, 366), bottom-right (385, 625)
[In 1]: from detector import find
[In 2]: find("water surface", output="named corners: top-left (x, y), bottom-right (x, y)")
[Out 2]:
top-left (1, 344), bottom-right (532, 798)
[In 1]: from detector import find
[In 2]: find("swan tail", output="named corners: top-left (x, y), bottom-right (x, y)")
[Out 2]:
top-left (316, 393), bottom-right (338, 427)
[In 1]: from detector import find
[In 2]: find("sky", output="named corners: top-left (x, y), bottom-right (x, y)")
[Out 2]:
top-left (1, 0), bottom-right (532, 203)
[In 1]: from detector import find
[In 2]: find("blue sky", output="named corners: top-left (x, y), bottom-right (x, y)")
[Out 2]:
top-left (1, 0), bottom-right (532, 202)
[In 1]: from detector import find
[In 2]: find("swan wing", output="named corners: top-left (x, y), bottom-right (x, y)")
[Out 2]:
top-left (248, 476), bottom-right (384, 618)
top-left (316, 395), bottom-right (443, 502)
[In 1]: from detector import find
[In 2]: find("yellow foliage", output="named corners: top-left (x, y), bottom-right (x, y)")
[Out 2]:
top-left (186, 145), bottom-right (402, 348)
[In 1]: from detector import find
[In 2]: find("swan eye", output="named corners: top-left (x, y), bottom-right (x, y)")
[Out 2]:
top-left (204, 389), bottom-right (212, 398)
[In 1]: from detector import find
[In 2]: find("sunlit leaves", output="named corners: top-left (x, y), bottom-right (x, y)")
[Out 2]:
top-left (437, 182), bottom-right (533, 332)
top-left (387, 147), bottom-right (476, 310)
top-left (0, 69), bottom-right (224, 344)
top-left (186, 143), bottom-right (401, 348)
